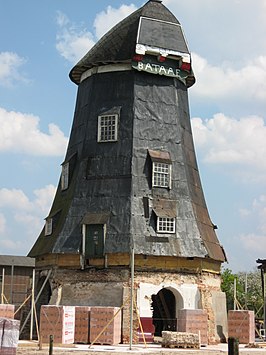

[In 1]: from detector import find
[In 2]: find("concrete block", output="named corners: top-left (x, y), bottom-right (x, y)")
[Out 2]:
top-left (90, 307), bottom-right (121, 345)
top-left (40, 305), bottom-right (75, 344)
top-left (0, 305), bottom-right (14, 319)
top-left (162, 331), bottom-right (200, 349)
top-left (74, 306), bottom-right (90, 344)
top-left (177, 309), bottom-right (208, 345)
top-left (228, 310), bottom-right (255, 344)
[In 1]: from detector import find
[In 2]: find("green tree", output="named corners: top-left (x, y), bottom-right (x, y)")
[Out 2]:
top-left (221, 268), bottom-right (264, 319)
top-left (221, 268), bottom-right (237, 311)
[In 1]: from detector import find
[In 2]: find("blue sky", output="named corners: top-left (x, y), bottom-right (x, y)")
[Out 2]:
top-left (0, 0), bottom-right (266, 272)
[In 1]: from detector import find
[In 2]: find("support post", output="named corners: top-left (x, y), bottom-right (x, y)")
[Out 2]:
top-left (10, 263), bottom-right (14, 304)
top-left (1, 268), bottom-right (4, 304)
top-left (228, 337), bottom-right (239, 355)
top-left (49, 334), bottom-right (53, 355)
top-left (20, 269), bottom-right (52, 335)
top-left (263, 270), bottom-right (266, 334)
top-left (234, 277), bottom-right (237, 310)
top-left (30, 268), bottom-right (35, 340)
top-left (129, 245), bottom-right (134, 350)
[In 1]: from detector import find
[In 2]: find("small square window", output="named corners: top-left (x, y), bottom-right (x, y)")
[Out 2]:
top-left (98, 114), bottom-right (118, 142)
top-left (152, 162), bottom-right (171, 188)
top-left (61, 162), bottom-right (69, 190)
top-left (157, 217), bottom-right (175, 233)
top-left (45, 218), bottom-right (53, 236)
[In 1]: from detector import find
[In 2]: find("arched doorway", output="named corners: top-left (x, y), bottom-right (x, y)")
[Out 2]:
top-left (151, 288), bottom-right (176, 336)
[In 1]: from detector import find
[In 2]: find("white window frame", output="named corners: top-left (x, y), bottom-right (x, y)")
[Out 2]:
top-left (61, 162), bottom-right (69, 190)
top-left (97, 114), bottom-right (118, 142)
top-left (157, 217), bottom-right (175, 233)
top-left (152, 161), bottom-right (172, 188)
top-left (45, 218), bottom-right (53, 236)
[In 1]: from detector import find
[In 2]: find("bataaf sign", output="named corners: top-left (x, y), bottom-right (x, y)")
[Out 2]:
top-left (132, 57), bottom-right (188, 84)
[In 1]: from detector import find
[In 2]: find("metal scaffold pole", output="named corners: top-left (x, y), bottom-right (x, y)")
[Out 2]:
top-left (129, 245), bottom-right (134, 350)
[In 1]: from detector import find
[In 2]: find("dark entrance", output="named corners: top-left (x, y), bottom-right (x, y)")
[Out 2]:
top-left (152, 288), bottom-right (176, 336)
top-left (85, 224), bottom-right (104, 258)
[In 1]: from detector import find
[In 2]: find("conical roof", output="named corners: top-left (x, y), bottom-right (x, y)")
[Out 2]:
top-left (69, 0), bottom-right (195, 86)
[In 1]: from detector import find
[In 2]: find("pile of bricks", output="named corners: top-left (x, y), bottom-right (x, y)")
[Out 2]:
top-left (0, 318), bottom-right (20, 355)
top-left (40, 305), bottom-right (75, 344)
top-left (177, 309), bottom-right (208, 345)
top-left (90, 307), bottom-right (121, 345)
top-left (162, 331), bottom-right (200, 349)
top-left (0, 305), bottom-right (15, 319)
top-left (74, 306), bottom-right (90, 344)
top-left (228, 310), bottom-right (255, 344)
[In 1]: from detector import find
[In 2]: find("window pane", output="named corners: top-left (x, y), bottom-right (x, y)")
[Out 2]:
top-left (153, 162), bottom-right (170, 188)
top-left (157, 217), bottom-right (175, 233)
top-left (61, 162), bottom-right (69, 190)
top-left (45, 218), bottom-right (53, 236)
top-left (98, 114), bottom-right (118, 142)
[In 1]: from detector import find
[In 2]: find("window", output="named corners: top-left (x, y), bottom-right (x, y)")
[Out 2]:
top-left (152, 161), bottom-right (171, 188)
top-left (153, 199), bottom-right (177, 234)
top-left (148, 149), bottom-right (172, 189)
top-left (157, 217), bottom-right (175, 233)
top-left (98, 114), bottom-right (118, 142)
top-left (45, 218), bottom-right (53, 236)
top-left (61, 162), bottom-right (69, 190)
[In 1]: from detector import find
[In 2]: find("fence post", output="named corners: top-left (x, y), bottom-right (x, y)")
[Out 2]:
top-left (49, 334), bottom-right (53, 355)
top-left (228, 337), bottom-right (239, 355)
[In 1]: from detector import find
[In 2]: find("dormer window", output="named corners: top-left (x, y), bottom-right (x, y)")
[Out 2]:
top-left (153, 198), bottom-right (177, 234)
top-left (157, 217), bottom-right (175, 233)
top-left (152, 162), bottom-right (171, 188)
top-left (61, 162), bottom-right (69, 190)
top-left (45, 218), bottom-right (53, 236)
top-left (148, 149), bottom-right (172, 189)
top-left (98, 114), bottom-right (118, 142)
top-left (60, 153), bottom-right (77, 191)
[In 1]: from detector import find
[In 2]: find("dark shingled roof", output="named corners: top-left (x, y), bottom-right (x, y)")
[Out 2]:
top-left (69, 0), bottom-right (193, 85)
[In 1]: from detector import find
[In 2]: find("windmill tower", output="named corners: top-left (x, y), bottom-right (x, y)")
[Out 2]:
top-left (29, 0), bottom-right (227, 344)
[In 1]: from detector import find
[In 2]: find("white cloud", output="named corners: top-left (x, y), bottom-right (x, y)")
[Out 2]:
top-left (164, 0), bottom-right (266, 63)
top-left (0, 107), bottom-right (68, 156)
top-left (0, 188), bottom-right (32, 211)
top-left (0, 52), bottom-right (28, 87)
top-left (33, 185), bottom-right (57, 215)
top-left (0, 214), bottom-right (6, 234)
top-left (55, 4), bottom-right (137, 63)
top-left (191, 114), bottom-right (266, 181)
top-left (93, 4), bottom-right (137, 39)
top-left (239, 233), bottom-right (266, 255)
top-left (0, 185), bottom-right (56, 254)
top-left (0, 185), bottom-right (55, 217)
top-left (56, 11), bottom-right (95, 63)
top-left (191, 53), bottom-right (266, 103)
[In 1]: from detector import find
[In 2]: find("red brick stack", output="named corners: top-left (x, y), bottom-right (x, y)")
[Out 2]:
top-left (0, 318), bottom-right (20, 355)
top-left (228, 310), bottom-right (255, 344)
top-left (90, 307), bottom-right (121, 345)
top-left (40, 305), bottom-right (75, 344)
top-left (74, 306), bottom-right (90, 344)
top-left (0, 305), bottom-right (15, 319)
top-left (177, 309), bottom-right (208, 345)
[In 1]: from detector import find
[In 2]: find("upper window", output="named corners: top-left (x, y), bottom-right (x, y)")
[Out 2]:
top-left (44, 218), bottom-right (53, 236)
top-left (148, 149), bottom-right (172, 189)
top-left (152, 162), bottom-right (171, 188)
top-left (157, 217), bottom-right (175, 233)
top-left (61, 162), bottom-right (69, 190)
top-left (98, 114), bottom-right (118, 142)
